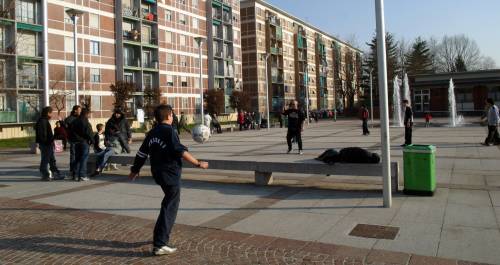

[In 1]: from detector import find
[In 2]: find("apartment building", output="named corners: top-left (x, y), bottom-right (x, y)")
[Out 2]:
top-left (0, 0), bottom-right (242, 139)
top-left (240, 0), bottom-right (362, 114)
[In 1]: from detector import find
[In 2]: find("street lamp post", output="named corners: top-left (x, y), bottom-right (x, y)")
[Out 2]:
top-left (261, 53), bottom-right (270, 131)
top-left (194, 37), bottom-right (205, 125)
top-left (304, 62), bottom-right (310, 125)
top-left (66, 9), bottom-right (84, 106)
top-left (42, 0), bottom-right (49, 107)
top-left (370, 68), bottom-right (374, 127)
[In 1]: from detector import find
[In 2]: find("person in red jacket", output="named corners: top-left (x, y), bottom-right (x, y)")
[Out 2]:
top-left (424, 112), bottom-right (432, 127)
top-left (361, 105), bottom-right (370, 135)
top-left (238, 111), bottom-right (245, 131)
top-left (53, 120), bottom-right (68, 150)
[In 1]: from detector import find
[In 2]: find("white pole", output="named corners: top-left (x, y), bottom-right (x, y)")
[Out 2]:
top-left (375, 0), bottom-right (392, 208)
top-left (72, 15), bottom-right (79, 105)
top-left (198, 40), bottom-right (204, 125)
top-left (370, 69), bottom-right (374, 127)
top-left (42, 0), bottom-right (49, 107)
top-left (264, 54), bottom-right (270, 131)
top-left (305, 63), bottom-right (310, 124)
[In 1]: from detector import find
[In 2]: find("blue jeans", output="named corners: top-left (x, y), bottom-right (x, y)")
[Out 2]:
top-left (39, 143), bottom-right (58, 178)
top-left (95, 147), bottom-right (114, 171)
top-left (75, 142), bottom-right (90, 178)
top-left (69, 142), bottom-right (76, 173)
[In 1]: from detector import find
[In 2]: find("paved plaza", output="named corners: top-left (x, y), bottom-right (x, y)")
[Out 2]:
top-left (1, 119), bottom-right (499, 264)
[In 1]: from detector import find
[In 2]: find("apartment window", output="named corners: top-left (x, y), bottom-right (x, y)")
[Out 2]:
top-left (18, 63), bottom-right (38, 88)
top-left (194, 77), bottom-right (199, 88)
top-left (257, 23), bottom-right (262, 31)
top-left (141, 25), bottom-right (151, 44)
top-left (195, 58), bottom-right (200, 68)
top-left (0, 27), bottom-right (4, 51)
top-left (17, 31), bottom-right (36, 56)
top-left (165, 31), bottom-right (173, 43)
top-left (90, 40), bottom-right (100, 55)
top-left (0, 60), bottom-right (5, 88)
top-left (124, 72), bottom-right (134, 83)
top-left (124, 47), bottom-right (135, 66)
top-left (181, 76), bottom-right (188, 87)
top-left (16, 0), bottom-right (36, 24)
top-left (180, 55), bottom-right (187, 67)
top-left (89, 13), bottom-right (99, 28)
top-left (65, 66), bottom-right (75, 81)
top-left (90, 68), bottom-right (100, 83)
top-left (167, 75), bottom-right (174, 86)
top-left (165, 10), bottom-right (172, 21)
top-left (91, 95), bottom-right (101, 111)
top-left (122, 21), bottom-right (133, 35)
top-left (179, 35), bottom-right (186, 46)
top-left (192, 17), bottom-right (198, 29)
top-left (166, 53), bottom-right (174, 64)
top-left (177, 0), bottom-right (186, 5)
top-left (182, 97), bottom-right (188, 109)
top-left (179, 14), bottom-right (186, 25)
top-left (142, 50), bottom-right (151, 68)
top-left (141, 3), bottom-right (151, 14)
top-left (143, 74), bottom-right (153, 89)
top-left (192, 0), bottom-right (198, 8)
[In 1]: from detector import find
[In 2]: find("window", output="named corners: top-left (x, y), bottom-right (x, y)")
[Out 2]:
top-left (179, 35), bottom-right (186, 46)
top-left (0, 27), bottom-right (4, 51)
top-left (90, 68), bottom-right (100, 83)
top-left (19, 63), bottom-right (38, 88)
top-left (194, 77), bottom-right (199, 88)
top-left (142, 50), bottom-right (151, 68)
top-left (192, 17), bottom-right (198, 29)
top-left (123, 47), bottom-right (135, 66)
top-left (181, 76), bottom-right (188, 87)
top-left (182, 97), bottom-right (188, 109)
top-left (65, 66), bottom-right (75, 81)
top-left (165, 10), bottom-right (172, 21)
top-left (124, 72), bottom-right (134, 83)
top-left (165, 31), bottom-right (173, 43)
top-left (0, 60), bottom-right (5, 88)
top-left (89, 13), bottom-right (99, 28)
top-left (167, 97), bottom-right (175, 107)
top-left (16, 0), bottom-right (36, 24)
top-left (122, 21), bottom-right (133, 35)
top-left (179, 14), bottom-right (186, 25)
top-left (180, 55), bottom-right (187, 67)
top-left (192, 0), bottom-right (198, 8)
top-left (488, 87), bottom-right (500, 101)
top-left (413, 89), bottom-right (430, 112)
top-left (141, 25), bottom-right (151, 44)
top-left (167, 75), bottom-right (174, 86)
top-left (90, 40), bottom-right (100, 55)
top-left (166, 53), bottom-right (174, 64)
top-left (91, 95), bottom-right (101, 111)
top-left (17, 31), bottom-right (36, 56)
top-left (143, 74), bottom-right (153, 89)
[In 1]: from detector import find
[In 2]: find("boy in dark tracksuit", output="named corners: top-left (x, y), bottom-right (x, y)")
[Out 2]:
top-left (282, 100), bottom-right (305, 154)
top-left (129, 104), bottom-right (208, 256)
top-left (35, 107), bottom-right (64, 181)
top-left (402, 100), bottom-right (413, 146)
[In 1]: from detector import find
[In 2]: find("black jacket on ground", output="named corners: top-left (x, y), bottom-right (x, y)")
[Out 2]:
top-left (131, 124), bottom-right (187, 186)
top-left (35, 117), bottom-right (54, 145)
top-left (72, 117), bottom-right (94, 144)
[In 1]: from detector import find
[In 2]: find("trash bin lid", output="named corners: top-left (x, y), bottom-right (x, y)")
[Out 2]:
top-left (403, 144), bottom-right (436, 153)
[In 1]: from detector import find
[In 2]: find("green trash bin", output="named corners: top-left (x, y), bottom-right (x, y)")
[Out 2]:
top-left (403, 145), bottom-right (436, 196)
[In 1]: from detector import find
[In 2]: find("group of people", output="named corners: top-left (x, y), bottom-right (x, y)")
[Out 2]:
top-left (237, 111), bottom-right (262, 130)
top-left (35, 105), bottom-right (132, 181)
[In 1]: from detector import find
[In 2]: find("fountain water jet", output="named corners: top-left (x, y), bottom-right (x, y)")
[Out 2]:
top-left (403, 73), bottom-right (411, 105)
top-left (392, 76), bottom-right (403, 127)
top-left (448, 78), bottom-right (464, 127)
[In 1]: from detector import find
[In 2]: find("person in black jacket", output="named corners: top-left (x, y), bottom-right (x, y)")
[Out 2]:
top-left (64, 105), bottom-right (81, 179)
top-left (72, 109), bottom-right (94, 181)
top-left (128, 104), bottom-right (208, 256)
top-left (282, 100), bottom-right (305, 154)
top-left (36, 107), bottom-right (64, 181)
top-left (105, 108), bottom-right (132, 154)
top-left (402, 99), bottom-right (414, 146)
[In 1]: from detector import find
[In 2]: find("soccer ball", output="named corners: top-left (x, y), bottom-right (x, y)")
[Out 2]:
top-left (192, 124), bottom-right (211, 143)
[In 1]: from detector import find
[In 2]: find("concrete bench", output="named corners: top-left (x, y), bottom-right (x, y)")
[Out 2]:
top-left (88, 155), bottom-right (399, 193)
top-left (219, 124), bottom-right (235, 132)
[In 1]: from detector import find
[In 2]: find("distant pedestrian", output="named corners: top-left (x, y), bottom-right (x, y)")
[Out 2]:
top-left (424, 112), bottom-right (432, 127)
top-left (128, 104), bottom-right (208, 256)
top-left (35, 107), bottom-right (64, 181)
top-left (91, 124), bottom-right (114, 177)
top-left (238, 111), bottom-right (245, 131)
top-left (72, 109), bottom-right (94, 181)
top-left (402, 99), bottom-right (413, 146)
top-left (53, 120), bottom-right (68, 150)
top-left (178, 112), bottom-right (191, 134)
top-left (105, 108), bottom-right (132, 154)
top-left (482, 98), bottom-right (500, 146)
top-left (283, 100), bottom-right (305, 155)
top-left (212, 113), bottom-right (222, 134)
top-left (65, 105), bottom-right (81, 180)
top-left (361, 105), bottom-right (370, 135)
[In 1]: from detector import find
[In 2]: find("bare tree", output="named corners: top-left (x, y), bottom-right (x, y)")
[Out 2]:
top-left (478, 56), bottom-right (497, 70)
top-left (396, 37), bottom-right (411, 76)
top-left (433, 35), bottom-right (481, 72)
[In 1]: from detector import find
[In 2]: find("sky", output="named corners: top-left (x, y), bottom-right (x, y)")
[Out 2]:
top-left (265, 0), bottom-right (500, 66)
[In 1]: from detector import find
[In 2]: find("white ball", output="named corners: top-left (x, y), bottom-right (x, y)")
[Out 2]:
top-left (192, 125), bottom-right (211, 143)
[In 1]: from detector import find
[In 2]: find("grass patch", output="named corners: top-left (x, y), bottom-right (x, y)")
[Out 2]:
top-left (0, 137), bottom-right (34, 149)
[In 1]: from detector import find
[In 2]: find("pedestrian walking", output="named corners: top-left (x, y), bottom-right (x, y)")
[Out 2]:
top-left (72, 109), bottom-right (94, 181)
top-left (91, 124), bottom-right (114, 177)
top-left (35, 107), bottom-right (64, 181)
top-left (64, 105), bottom-right (81, 180)
top-left (238, 111), bottom-right (245, 131)
top-left (361, 105), bottom-right (370, 135)
top-left (482, 98), bottom-right (500, 146)
top-left (283, 100), bottom-right (305, 155)
top-left (128, 104), bottom-right (208, 256)
top-left (402, 99), bottom-right (413, 146)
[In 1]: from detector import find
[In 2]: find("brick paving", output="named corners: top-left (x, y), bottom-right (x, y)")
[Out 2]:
top-left (0, 197), bottom-right (487, 265)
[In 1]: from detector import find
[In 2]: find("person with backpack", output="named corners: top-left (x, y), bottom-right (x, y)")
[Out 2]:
top-left (482, 98), bottom-right (500, 146)
top-left (282, 100), bottom-right (305, 155)
top-left (65, 105), bottom-right (81, 180)
top-left (35, 107), bottom-right (65, 181)
top-left (361, 104), bottom-right (370, 135)
top-left (72, 109), bottom-right (94, 181)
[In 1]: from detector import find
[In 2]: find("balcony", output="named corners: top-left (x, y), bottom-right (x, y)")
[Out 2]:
top-left (214, 50), bottom-right (223, 58)
top-left (267, 15), bottom-right (280, 26)
top-left (271, 75), bottom-right (284, 84)
top-left (223, 12), bottom-right (231, 24)
top-left (123, 30), bottom-right (141, 43)
top-left (143, 61), bottom-right (159, 71)
top-left (141, 11), bottom-right (157, 22)
top-left (143, 0), bottom-right (156, 4)
top-left (122, 6), bottom-right (140, 20)
top-left (270, 47), bottom-right (282, 55)
top-left (124, 57), bottom-right (141, 69)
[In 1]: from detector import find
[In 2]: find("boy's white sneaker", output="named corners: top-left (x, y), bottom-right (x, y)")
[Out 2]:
top-left (153, 245), bottom-right (177, 256)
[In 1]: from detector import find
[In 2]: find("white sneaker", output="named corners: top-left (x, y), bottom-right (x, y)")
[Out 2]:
top-left (111, 164), bottom-right (119, 170)
top-left (298, 150), bottom-right (303, 155)
top-left (153, 245), bottom-right (177, 256)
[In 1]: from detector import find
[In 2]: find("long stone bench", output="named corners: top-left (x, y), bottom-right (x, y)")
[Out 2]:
top-left (88, 154), bottom-right (399, 193)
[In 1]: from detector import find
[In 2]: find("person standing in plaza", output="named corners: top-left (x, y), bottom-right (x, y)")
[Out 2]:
top-left (482, 98), bottom-right (500, 146)
top-left (105, 108), bottom-right (132, 154)
top-left (128, 104), bottom-right (208, 256)
top-left (402, 99), bottom-right (413, 146)
top-left (35, 107), bottom-right (64, 181)
top-left (178, 112), bottom-right (191, 134)
top-left (283, 100), bottom-right (305, 154)
top-left (65, 105), bottom-right (81, 180)
top-left (72, 109), bottom-right (94, 181)
top-left (53, 120), bottom-right (68, 150)
top-left (360, 104), bottom-right (370, 135)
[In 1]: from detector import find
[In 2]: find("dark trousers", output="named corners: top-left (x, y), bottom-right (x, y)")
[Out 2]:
top-left (75, 142), bottom-right (90, 178)
top-left (286, 130), bottom-right (303, 151)
top-left (39, 143), bottom-right (58, 178)
top-left (118, 136), bottom-right (130, 153)
top-left (405, 126), bottom-right (413, 145)
top-left (485, 125), bottom-right (500, 144)
top-left (95, 147), bottom-right (114, 171)
top-left (153, 180), bottom-right (181, 248)
top-left (69, 142), bottom-right (76, 173)
top-left (362, 119), bottom-right (370, 135)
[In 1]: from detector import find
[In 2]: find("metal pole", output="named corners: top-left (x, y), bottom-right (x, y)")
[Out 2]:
top-left (72, 15), bottom-right (79, 105)
top-left (304, 63), bottom-right (310, 125)
top-left (263, 54), bottom-right (270, 131)
top-left (198, 39), bottom-right (204, 125)
top-left (42, 0), bottom-right (49, 107)
top-left (370, 68), bottom-right (374, 127)
top-left (375, 0), bottom-right (392, 208)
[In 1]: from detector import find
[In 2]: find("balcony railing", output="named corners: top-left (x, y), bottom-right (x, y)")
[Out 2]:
top-left (270, 47), bottom-right (282, 55)
top-left (214, 50), bottom-right (223, 58)
top-left (123, 30), bottom-right (141, 42)
top-left (271, 75), bottom-right (283, 84)
top-left (267, 16), bottom-right (280, 26)
top-left (143, 61), bottom-right (159, 69)
top-left (122, 6), bottom-right (140, 18)
top-left (125, 58), bottom-right (141, 67)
